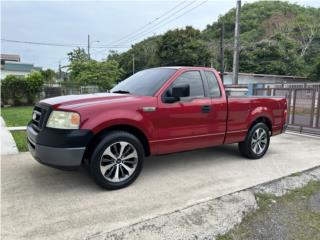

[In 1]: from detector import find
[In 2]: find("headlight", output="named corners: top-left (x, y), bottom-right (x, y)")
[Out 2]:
top-left (46, 111), bottom-right (80, 129)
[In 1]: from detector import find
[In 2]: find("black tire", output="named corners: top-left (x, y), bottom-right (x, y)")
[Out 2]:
top-left (238, 122), bottom-right (270, 159)
top-left (89, 131), bottom-right (144, 190)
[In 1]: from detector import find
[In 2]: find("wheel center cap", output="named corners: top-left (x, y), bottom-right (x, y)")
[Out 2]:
top-left (116, 159), bottom-right (121, 164)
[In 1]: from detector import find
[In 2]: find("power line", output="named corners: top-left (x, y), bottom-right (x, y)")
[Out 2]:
top-left (1, 38), bottom-right (83, 47)
top-left (106, 0), bottom-right (189, 46)
top-left (120, 0), bottom-right (209, 45)
top-left (1, 38), bottom-right (130, 49)
top-left (116, 0), bottom-right (199, 45)
top-left (2, 0), bottom-right (209, 52)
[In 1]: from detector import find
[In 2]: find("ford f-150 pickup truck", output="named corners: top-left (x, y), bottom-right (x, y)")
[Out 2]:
top-left (27, 67), bottom-right (287, 189)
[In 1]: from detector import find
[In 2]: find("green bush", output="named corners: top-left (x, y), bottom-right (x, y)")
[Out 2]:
top-left (308, 58), bottom-right (320, 81)
top-left (25, 71), bottom-right (44, 103)
top-left (1, 71), bottom-right (44, 106)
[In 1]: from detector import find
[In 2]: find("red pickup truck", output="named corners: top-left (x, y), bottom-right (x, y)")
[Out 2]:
top-left (27, 67), bottom-right (287, 189)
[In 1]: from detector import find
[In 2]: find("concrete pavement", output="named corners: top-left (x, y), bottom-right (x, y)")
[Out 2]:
top-left (89, 167), bottom-right (320, 240)
top-left (1, 134), bottom-right (320, 240)
top-left (0, 116), bottom-right (18, 155)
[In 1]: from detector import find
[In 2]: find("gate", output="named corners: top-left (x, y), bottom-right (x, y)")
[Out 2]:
top-left (253, 87), bottom-right (320, 135)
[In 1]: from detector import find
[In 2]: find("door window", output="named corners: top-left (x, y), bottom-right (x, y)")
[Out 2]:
top-left (204, 71), bottom-right (221, 97)
top-left (164, 71), bottom-right (205, 100)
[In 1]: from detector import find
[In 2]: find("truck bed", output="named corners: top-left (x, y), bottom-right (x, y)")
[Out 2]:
top-left (224, 96), bottom-right (287, 144)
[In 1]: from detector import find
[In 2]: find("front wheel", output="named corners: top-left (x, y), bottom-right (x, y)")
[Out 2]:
top-left (89, 131), bottom-right (144, 190)
top-left (238, 122), bottom-right (270, 159)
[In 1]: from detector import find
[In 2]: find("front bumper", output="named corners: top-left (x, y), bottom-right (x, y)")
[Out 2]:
top-left (27, 138), bottom-right (85, 168)
top-left (27, 123), bottom-right (93, 169)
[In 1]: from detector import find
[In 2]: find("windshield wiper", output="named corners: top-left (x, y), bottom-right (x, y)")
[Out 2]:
top-left (112, 90), bottom-right (130, 94)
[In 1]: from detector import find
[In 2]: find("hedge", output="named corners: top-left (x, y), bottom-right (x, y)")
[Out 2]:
top-left (1, 71), bottom-right (44, 106)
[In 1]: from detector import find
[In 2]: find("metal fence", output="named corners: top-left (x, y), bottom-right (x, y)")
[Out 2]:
top-left (253, 86), bottom-right (320, 135)
top-left (41, 85), bottom-right (100, 99)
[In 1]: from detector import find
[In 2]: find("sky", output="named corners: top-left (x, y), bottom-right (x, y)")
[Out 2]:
top-left (1, 0), bottom-right (320, 70)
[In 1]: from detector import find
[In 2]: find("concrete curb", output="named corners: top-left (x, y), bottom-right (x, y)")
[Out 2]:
top-left (0, 117), bottom-right (19, 155)
top-left (285, 131), bottom-right (320, 140)
top-left (87, 166), bottom-right (320, 240)
top-left (7, 126), bottom-right (27, 131)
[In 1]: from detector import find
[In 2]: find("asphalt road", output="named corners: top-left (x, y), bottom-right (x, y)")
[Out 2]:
top-left (2, 133), bottom-right (320, 240)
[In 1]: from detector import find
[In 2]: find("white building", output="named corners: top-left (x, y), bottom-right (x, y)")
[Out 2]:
top-left (0, 54), bottom-right (42, 80)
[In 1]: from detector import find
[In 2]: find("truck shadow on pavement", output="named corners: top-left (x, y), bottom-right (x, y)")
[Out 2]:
top-left (145, 144), bottom-right (241, 170)
top-left (25, 143), bottom-right (244, 192)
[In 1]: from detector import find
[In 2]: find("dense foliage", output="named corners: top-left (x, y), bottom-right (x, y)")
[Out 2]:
top-left (40, 69), bottom-right (56, 86)
top-left (158, 27), bottom-right (211, 67)
top-left (67, 48), bottom-right (124, 90)
top-left (107, 1), bottom-right (320, 80)
top-left (202, 1), bottom-right (320, 78)
top-left (1, 71), bottom-right (44, 105)
top-left (308, 57), bottom-right (320, 81)
top-left (108, 36), bottom-right (161, 78)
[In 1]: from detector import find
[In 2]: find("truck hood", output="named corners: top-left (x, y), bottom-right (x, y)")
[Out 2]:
top-left (40, 93), bottom-right (138, 109)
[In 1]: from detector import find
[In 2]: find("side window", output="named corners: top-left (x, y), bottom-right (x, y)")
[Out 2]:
top-left (170, 71), bottom-right (205, 99)
top-left (205, 71), bottom-right (221, 97)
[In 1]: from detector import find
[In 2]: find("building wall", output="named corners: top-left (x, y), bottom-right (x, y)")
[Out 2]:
top-left (0, 70), bottom-right (31, 79)
top-left (1, 62), bottom-right (42, 80)
top-left (222, 72), bottom-right (307, 85)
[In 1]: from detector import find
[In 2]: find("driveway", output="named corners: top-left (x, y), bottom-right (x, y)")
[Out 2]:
top-left (1, 133), bottom-right (320, 240)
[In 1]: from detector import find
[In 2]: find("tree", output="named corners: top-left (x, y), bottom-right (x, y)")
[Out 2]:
top-left (158, 26), bottom-right (211, 66)
top-left (40, 69), bottom-right (56, 86)
top-left (240, 35), bottom-right (303, 75)
top-left (308, 57), bottom-right (320, 81)
top-left (294, 9), bottom-right (320, 57)
top-left (99, 2), bottom-right (320, 78)
top-left (108, 36), bottom-right (161, 77)
top-left (67, 48), bottom-right (124, 90)
top-left (67, 48), bottom-right (90, 83)
top-left (25, 71), bottom-right (44, 103)
top-left (67, 48), bottom-right (89, 63)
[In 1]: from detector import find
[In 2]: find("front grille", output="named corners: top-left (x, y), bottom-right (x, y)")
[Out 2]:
top-left (31, 104), bottom-right (51, 132)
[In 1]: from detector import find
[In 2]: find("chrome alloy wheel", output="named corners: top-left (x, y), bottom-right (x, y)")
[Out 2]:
top-left (251, 128), bottom-right (268, 155)
top-left (100, 141), bottom-right (138, 183)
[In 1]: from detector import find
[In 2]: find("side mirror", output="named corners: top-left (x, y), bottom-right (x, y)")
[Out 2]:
top-left (172, 84), bottom-right (190, 98)
top-left (163, 84), bottom-right (190, 103)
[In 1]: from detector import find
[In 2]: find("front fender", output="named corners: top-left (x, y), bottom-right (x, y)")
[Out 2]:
top-left (80, 109), bottom-right (155, 140)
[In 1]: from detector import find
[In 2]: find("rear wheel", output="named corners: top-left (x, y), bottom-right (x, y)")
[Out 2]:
top-left (238, 122), bottom-right (270, 159)
top-left (89, 131), bottom-right (144, 190)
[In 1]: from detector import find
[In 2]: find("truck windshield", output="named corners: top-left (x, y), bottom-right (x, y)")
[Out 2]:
top-left (111, 68), bottom-right (177, 96)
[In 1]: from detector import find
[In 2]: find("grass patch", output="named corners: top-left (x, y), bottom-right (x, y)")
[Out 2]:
top-left (1, 106), bottom-right (33, 127)
top-left (217, 181), bottom-right (320, 240)
top-left (11, 131), bottom-right (28, 152)
top-left (285, 180), bottom-right (320, 200)
top-left (289, 172), bottom-right (302, 177)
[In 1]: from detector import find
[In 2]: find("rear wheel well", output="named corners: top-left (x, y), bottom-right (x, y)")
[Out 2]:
top-left (250, 117), bottom-right (272, 133)
top-left (83, 125), bottom-right (150, 164)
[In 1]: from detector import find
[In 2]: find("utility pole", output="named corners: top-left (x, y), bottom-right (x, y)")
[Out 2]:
top-left (232, 0), bottom-right (241, 85)
top-left (58, 60), bottom-right (62, 79)
top-left (132, 53), bottom-right (135, 74)
top-left (220, 22), bottom-right (225, 83)
top-left (87, 34), bottom-right (90, 60)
